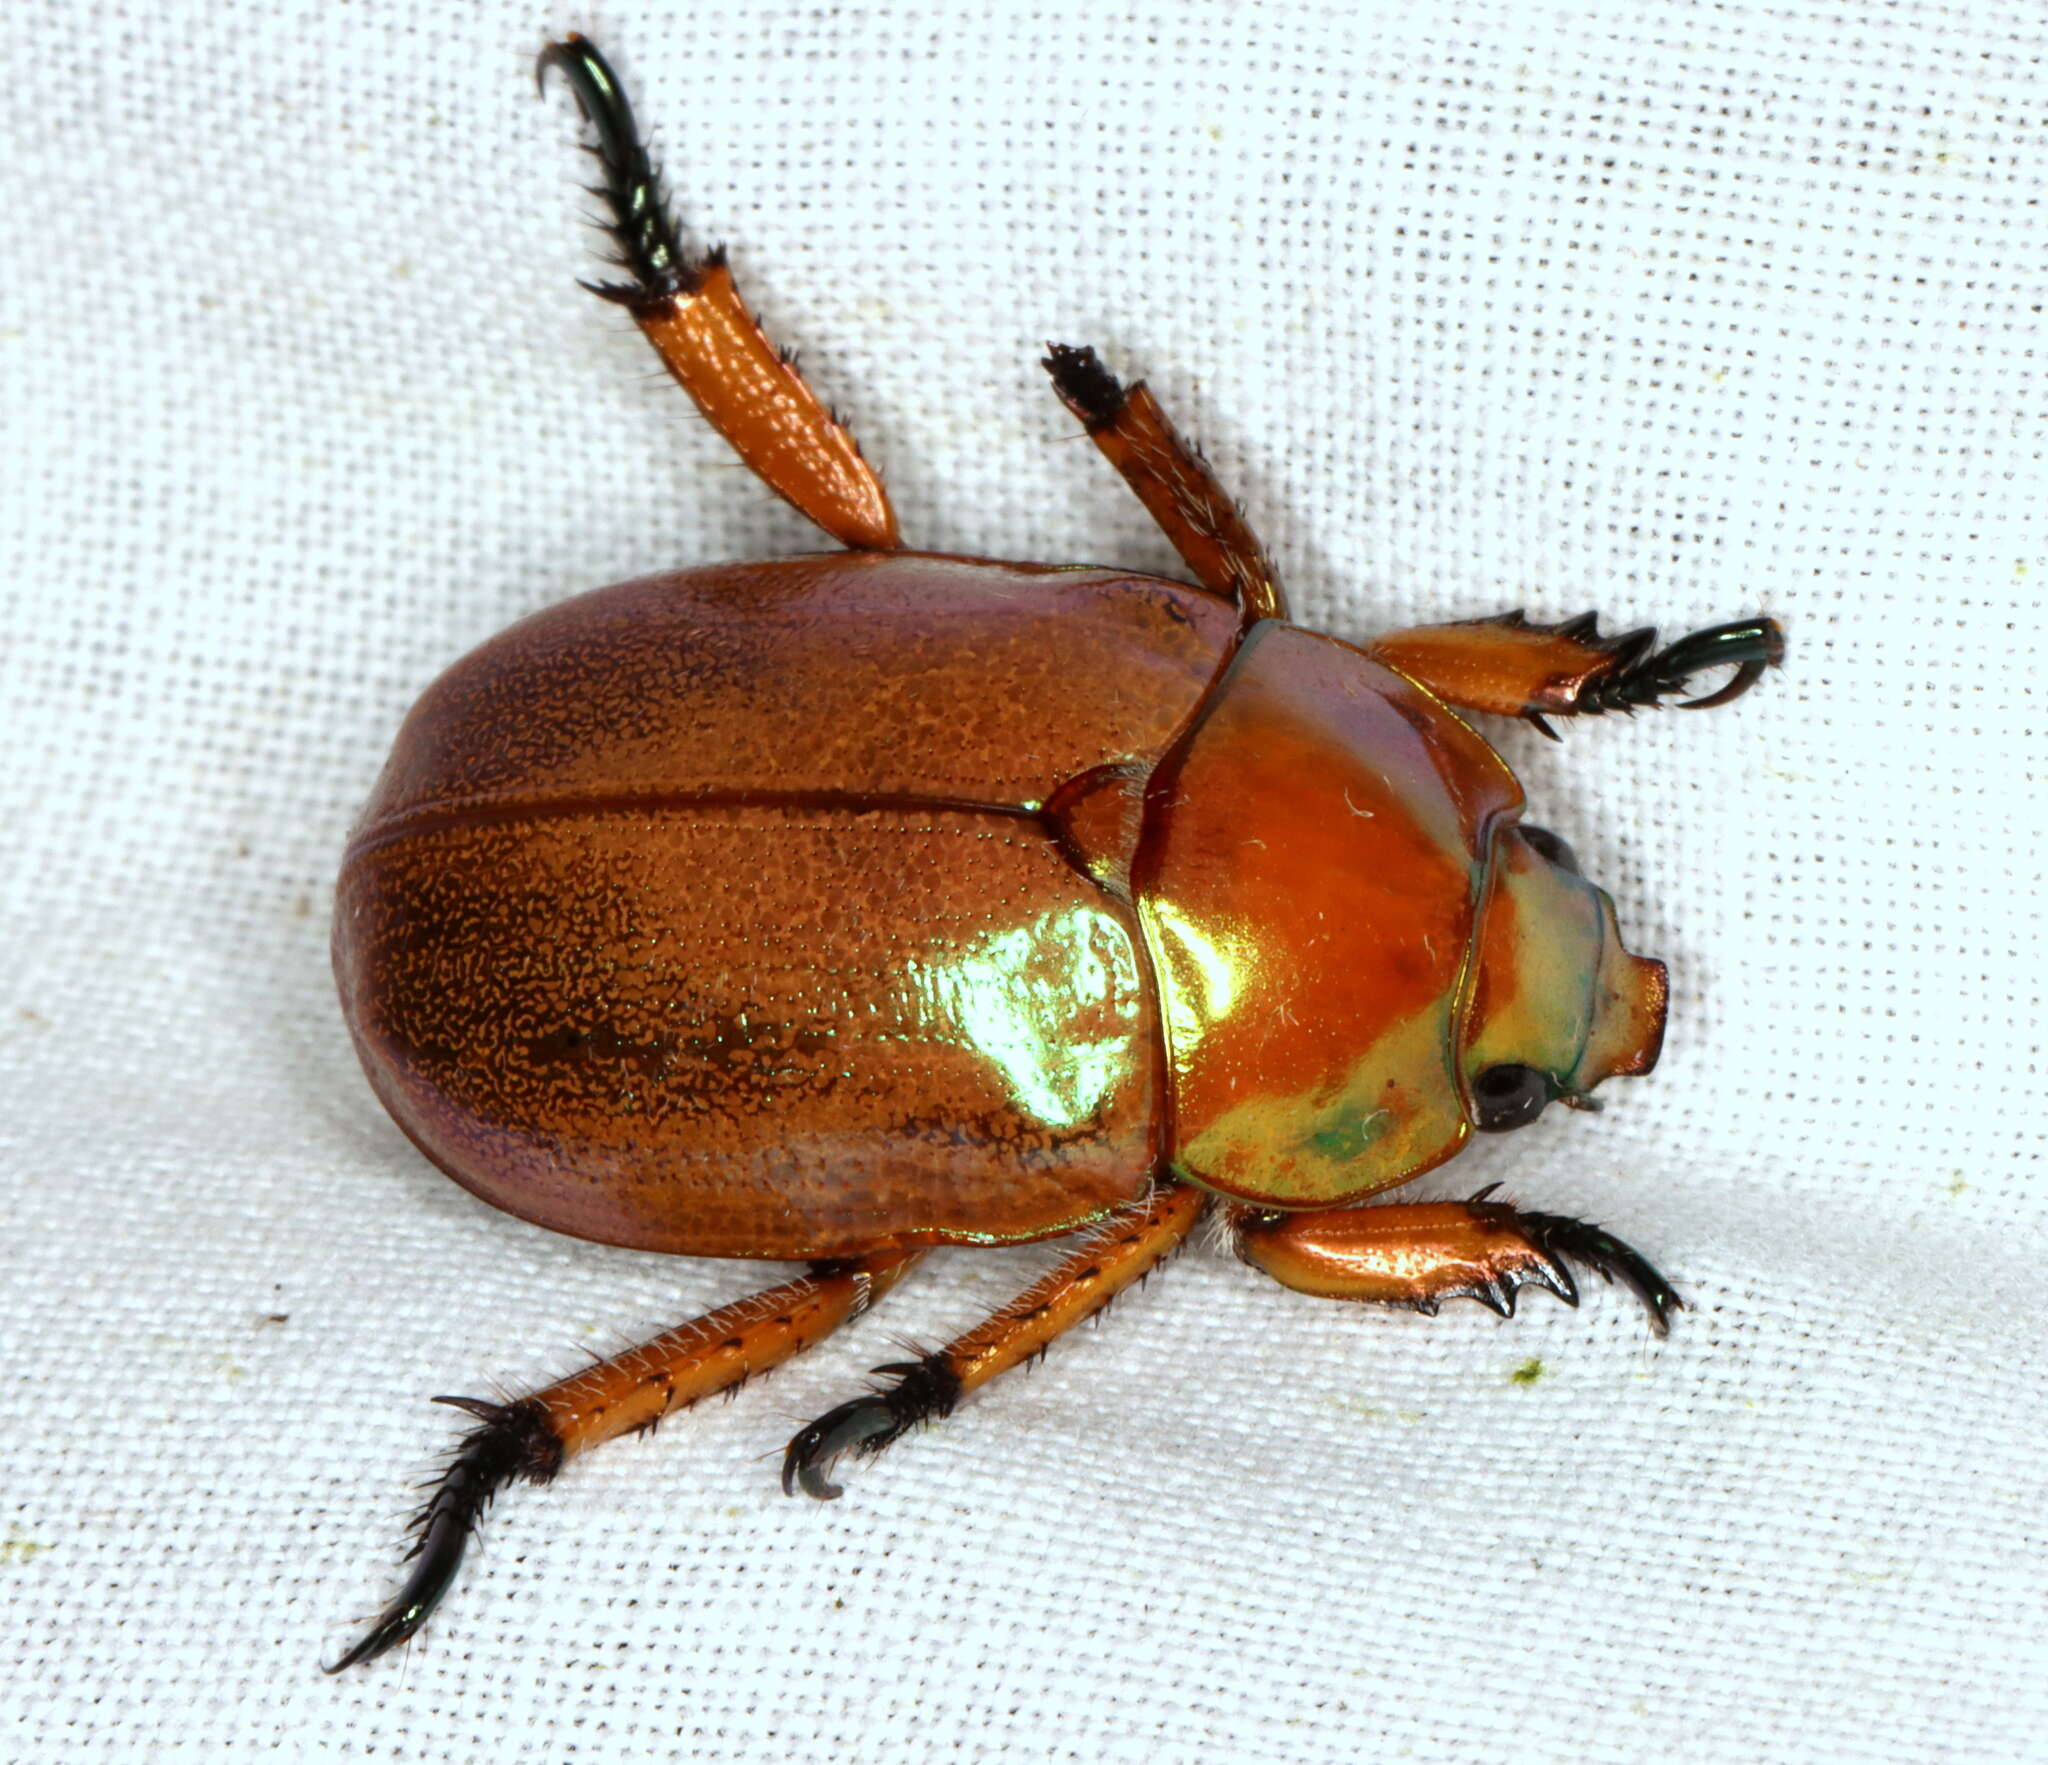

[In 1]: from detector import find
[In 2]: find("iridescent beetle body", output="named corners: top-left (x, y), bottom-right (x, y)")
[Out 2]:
top-left (326, 38), bottom-right (1783, 1671)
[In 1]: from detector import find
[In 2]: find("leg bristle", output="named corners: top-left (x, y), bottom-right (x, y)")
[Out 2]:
top-left (538, 35), bottom-right (698, 308)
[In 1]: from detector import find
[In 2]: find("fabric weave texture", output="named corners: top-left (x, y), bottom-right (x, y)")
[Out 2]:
top-left (3, 2), bottom-right (2043, 1760)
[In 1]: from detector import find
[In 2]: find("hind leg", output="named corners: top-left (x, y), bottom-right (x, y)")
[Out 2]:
top-left (538, 36), bottom-right (899, 551)
top-left (327, 1249), bottom-right (921, 1672)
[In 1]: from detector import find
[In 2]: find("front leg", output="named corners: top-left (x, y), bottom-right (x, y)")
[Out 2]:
top-left (1369, 610), bottom-right (1784, 737)
top-left (1232, 1186), bottom-right (1682, 1335)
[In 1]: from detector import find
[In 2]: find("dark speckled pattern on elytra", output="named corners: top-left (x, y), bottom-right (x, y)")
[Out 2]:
top-left (350, 554), bottom-right (1239, 830)
top-left (335, 555), bottom-right (1239, 1260)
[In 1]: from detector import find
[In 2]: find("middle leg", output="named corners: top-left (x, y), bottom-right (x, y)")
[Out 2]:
top-left (784, 1179), bottom-right (1211, 1499)
top-left (1044, 343), bottom-right (1287, 625)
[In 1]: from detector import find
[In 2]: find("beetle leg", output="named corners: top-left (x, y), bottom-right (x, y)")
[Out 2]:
top-left (1367, 610), bottom-right (1785, 733)
top-left (327, 1249), bottom-right (920, 1672)
top-left (782, 1180), bottom-right (1209, 1500)
top-left (1233, 1191), bottom-right (1682, 1336)
top-left (1043, 343), bottom-right (1286, 626)
top-left (537, 36), bottom-right (899, 551)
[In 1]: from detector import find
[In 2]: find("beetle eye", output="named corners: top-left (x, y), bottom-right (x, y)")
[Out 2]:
top-left (1471, 1063), bottom-right (1554, 1132)
top-left (1520, 824), bottom-right (1578, 873)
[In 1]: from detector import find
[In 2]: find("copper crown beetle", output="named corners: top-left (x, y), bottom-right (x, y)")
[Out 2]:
top-left (327, 36), bottom-right (1784, 1671)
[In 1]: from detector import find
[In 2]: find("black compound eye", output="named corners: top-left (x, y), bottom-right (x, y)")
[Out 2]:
top-left (1520, 824), bottom-right (1579, 873)
top-left (1471, 1063), bottom-right (1554, 1132)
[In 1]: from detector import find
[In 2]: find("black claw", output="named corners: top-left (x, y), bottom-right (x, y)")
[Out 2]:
top-left (1457, 1271), bottom-right (1518, 1319)
top-left (1513, 1210), bottom-right (1685, 1337)
top-left (781, 1359), bottom-right (963, 1502)
top-left (1679, 655), bottom-right (1769, 710)
top-left (325, 1397), bottom-right (562, 1674)
top-left (781, 1395), bottom-right (899, 1500)
top-left (1489, 609), bottom-right (1784, 722)
top-left (1535, 1249), bottom-right (1581, 1307)
top-left (1461, 1198), bottom-right (1673, 1331)
top-left (537, 35), bottom-right (695, 308)
top-left (1588, 615), bottom-right (1786, 716)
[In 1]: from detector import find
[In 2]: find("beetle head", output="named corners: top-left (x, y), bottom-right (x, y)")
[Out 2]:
top-left (1458, 822), bottom-right (1668, 1132)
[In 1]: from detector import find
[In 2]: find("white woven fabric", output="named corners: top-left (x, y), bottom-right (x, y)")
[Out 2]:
top-left (5, 1), bottom-right (2043, 1758)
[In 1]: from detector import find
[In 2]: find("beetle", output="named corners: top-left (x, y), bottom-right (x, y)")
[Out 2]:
top-left (326, 35), bottom-right (1784, 1671)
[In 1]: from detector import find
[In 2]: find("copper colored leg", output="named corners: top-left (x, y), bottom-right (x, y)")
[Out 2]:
top-left (1233, 1188), bottom-right (1682, 1334)
top-left (1368, 611), bottom-right (1784, 735)
top-left (1044, 343), bottom-right (1286, 625)
top-left (538, 36), bottom-right (900, 551)
top-left (783, 1181), bottom-right (1210, 1499)
top-left (628, 256), bottom-right (900, 552)
top-left (328, 1250), bottom-right (921, 1672)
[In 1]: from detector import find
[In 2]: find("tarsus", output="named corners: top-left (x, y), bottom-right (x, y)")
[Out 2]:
top-left (536, 35), bottom-right (693, 307)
